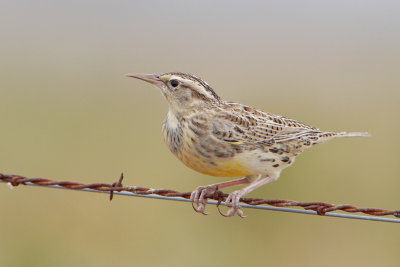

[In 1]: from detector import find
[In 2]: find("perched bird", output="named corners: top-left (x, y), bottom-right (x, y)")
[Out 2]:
top-left (126, 72), bottom-right (369, 217)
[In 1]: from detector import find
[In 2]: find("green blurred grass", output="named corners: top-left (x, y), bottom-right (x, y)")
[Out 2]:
top-left (1, 1), bottom-right (400, 267)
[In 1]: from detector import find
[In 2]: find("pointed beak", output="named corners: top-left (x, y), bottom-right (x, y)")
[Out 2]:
top-left (125, 73), bottom-right (164, 87)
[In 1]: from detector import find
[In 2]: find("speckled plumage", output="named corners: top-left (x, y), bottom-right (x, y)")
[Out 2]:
top-left (127, 72), bottom-right (369, 217)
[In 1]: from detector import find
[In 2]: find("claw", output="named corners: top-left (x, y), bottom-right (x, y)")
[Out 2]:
top-left (218, 206), bottom-right (236, 217)
top-left (237, 209), bottom-right (247, 218)
top-left (190, 185), bottom-right (216, 215)
top-left (218, 190), bottom-right (247, 218)
top-left (190, 189), bottom-right (200, 208)
top-left (218, 206), bottom-right (245, 217)
top-left (190, 191), bottom-right (200, 211)
top-left (191, 191), bottom-right (202, 213)
top-left (191, 201), bottom-right (208, 215)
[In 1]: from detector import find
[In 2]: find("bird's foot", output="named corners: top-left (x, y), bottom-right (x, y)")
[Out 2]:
top-left (218, 190), bottom-right (247, 218)
top-left (190, 185), bottom-right (216, 215)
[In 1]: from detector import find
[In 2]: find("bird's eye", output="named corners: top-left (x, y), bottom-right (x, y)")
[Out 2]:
top-left (170, 79), bottom-right (179, 87)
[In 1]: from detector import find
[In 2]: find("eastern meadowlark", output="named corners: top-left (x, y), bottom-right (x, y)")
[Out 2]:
top-left (126, 72), bottom-right (369, 217)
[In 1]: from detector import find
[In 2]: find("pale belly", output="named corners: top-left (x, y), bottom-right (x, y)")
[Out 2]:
top-left (179, 151), bottom-right (255, 177)
top-left (175, 141), bottom-right (295, 178)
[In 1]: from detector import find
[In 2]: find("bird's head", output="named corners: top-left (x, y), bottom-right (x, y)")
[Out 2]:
top-left (126, 72), bottom-right (221, 112)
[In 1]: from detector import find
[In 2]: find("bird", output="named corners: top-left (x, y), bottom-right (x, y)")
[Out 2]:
top-left (126, 72), bottom-right (369, 217)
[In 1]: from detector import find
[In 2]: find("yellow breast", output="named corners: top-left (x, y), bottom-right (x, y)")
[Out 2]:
top-left (162, 112), bottom-right (256, 177)
top-left (177, 143), bottom-right (254, 177)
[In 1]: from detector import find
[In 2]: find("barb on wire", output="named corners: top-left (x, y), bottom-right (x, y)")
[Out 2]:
top-left (1, 173), bottom-right (399, 223)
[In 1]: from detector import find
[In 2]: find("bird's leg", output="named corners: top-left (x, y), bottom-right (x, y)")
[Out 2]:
top-left (221, 175), bottom-right (276, 218)
top-left (190, 177), bottom-right (250, 215)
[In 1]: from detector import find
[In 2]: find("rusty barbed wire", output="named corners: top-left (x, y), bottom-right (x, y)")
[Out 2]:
top-left (1, 173), bottom-right (399, 222)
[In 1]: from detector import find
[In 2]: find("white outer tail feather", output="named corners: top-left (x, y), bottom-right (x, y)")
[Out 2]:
top-left (335, 132), bottom-right (371, 137)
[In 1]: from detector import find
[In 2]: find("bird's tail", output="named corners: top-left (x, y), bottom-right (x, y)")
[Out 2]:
top-left (313, 131), bottom-right (370, 145)
top-left (334, 131), bottom-right (371, 138)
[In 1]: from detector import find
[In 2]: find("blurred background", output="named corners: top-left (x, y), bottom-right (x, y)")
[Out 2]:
top-left (1, 1), bottom-right (399, 266)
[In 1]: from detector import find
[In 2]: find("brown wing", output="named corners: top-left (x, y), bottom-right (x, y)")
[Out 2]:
top-left (211, 102), bottom-right (322, 145)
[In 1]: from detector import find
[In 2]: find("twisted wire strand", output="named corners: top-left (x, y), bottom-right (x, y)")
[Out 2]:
top-left (1, 173), bottom-right (399, 222)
